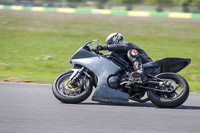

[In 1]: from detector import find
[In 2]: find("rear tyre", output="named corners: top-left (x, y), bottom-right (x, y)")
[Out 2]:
top-left (148, 73), bottom-right (189, 108)
top-left (52, 70), bottom-right (93, 104)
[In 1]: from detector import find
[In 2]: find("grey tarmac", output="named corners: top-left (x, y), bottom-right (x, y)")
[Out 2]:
top-left (0, 82), bottom-right (200, 133)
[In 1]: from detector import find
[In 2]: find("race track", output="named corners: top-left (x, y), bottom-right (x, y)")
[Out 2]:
top-left (0, 82), bottom-right (200, 133)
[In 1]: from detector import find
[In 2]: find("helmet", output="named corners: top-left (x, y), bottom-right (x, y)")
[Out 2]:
top-left (106, 33), bottom-right (125, 45)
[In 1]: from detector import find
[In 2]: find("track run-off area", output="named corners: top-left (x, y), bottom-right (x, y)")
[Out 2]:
top-left (0, 82), bottom-right (200, 133)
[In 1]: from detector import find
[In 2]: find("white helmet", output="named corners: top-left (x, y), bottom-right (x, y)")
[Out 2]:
top-left (106, 33), bottom-right (125, 45)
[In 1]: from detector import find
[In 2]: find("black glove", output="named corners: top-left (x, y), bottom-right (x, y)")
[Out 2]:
top-left (95, 45), bottom-right (108, 51)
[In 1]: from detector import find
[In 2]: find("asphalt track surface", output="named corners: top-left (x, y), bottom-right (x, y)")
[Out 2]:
top-left (0, 82), bottom-right (200, 133)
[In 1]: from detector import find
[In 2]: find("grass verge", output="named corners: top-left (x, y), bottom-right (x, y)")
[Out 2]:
top-left (0, 10), bottom-right (199, 91)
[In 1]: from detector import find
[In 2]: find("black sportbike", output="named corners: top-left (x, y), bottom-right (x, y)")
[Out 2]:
top-left (52, 40), bottom-right (191, 108)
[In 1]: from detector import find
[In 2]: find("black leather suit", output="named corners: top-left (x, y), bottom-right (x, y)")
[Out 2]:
top-left (107, 41), bottom-right (151, 61)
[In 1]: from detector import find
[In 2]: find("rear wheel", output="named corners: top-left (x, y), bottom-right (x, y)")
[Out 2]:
top-left (52, 70), bottom-right (93, 103)
top-left (148, 73), bottom-right (189, 108)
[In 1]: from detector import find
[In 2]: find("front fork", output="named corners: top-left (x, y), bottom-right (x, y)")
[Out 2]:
top-left (69, 67), bottom-right (85, 85)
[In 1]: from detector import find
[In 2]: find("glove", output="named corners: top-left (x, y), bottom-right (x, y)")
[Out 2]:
top-left (95, 45), bottom-right (108, 51)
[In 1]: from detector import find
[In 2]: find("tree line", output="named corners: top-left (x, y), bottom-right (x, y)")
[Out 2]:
top-left (1, 0), bottom-right (200, 12)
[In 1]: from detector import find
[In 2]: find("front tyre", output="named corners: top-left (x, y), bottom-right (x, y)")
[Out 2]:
top-left (148, 73), bottom-right (189, 108)
top-left (52, 70), bottom-right (93, 104)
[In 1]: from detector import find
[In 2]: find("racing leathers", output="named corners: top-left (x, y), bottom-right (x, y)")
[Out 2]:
top-left (96, 42), bottom-right (152, 73)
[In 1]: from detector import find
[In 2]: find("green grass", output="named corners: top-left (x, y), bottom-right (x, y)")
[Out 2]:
top-left (0, 10), bottom-right (200, 92)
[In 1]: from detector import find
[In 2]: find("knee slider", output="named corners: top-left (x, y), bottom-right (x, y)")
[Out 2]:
top-left (131, 49), bottom-right (138, 57)
top-left (127, 49), bottom-right (139, 60)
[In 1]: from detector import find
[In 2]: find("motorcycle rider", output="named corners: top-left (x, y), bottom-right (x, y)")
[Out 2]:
top-left (96, 33), bottom-right (152, 74)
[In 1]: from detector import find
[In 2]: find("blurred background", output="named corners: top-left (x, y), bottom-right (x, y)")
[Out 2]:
top-left (0, 0), bottom-right (199, 92)
top-left (1, 0), bottom-right (200, 13)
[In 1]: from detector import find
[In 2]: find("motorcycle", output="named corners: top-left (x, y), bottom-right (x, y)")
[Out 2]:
top-left (52, 40), bottom-right (191, 108)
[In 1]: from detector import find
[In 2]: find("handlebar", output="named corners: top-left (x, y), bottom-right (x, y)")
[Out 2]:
top-left (90, 48), bottom-right (103, 55)
top-left (83, 39), bottom-right (104, 55)
top-left (86, 46), bottom-right (104, 56)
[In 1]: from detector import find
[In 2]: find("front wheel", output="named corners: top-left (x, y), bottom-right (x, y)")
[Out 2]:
top-left (148, 73), bottom-right (189, 108)
top-left (52, 70), bottom-right (93, 104)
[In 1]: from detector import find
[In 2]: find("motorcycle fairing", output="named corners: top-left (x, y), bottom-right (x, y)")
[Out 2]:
top-left (71, 50), bottom-right (129, 104)
top-left (143, 57), bottom-right (191, 73)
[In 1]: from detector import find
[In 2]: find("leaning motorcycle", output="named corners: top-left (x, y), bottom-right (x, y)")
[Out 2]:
top-left (52, 40), bottom-right (190, 108)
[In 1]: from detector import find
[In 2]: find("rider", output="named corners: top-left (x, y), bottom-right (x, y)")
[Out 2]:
top-left (96, 33), bottom-right (152, 74)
